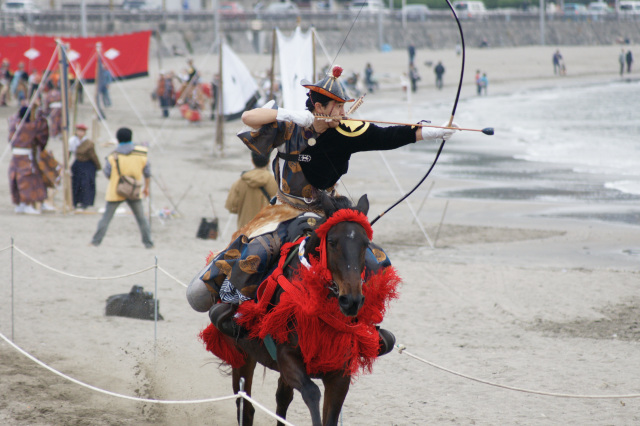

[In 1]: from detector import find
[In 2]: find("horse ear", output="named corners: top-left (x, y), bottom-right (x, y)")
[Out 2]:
top-left (356, 194), bottom-right (369, 216)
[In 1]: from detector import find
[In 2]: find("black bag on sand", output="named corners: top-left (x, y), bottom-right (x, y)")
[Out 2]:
top-left (196, 217), bottom-right (218, 240)
top-left (105, 285), bottom-right (163, 321)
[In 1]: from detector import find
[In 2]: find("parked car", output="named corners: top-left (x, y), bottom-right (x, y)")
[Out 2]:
top-left (121, 0), bottom-right (160, 10)
top-left (219, 1), bottom-right (245, 15)
top-left (619, 0), bottom-right (640, 14)
top-left (587, 1), bottom-right (613, 14)
top-left (262, 1), bottom-right (300, 14)
top-left (349, 0), bottom-right (387, 13)
top-left (562, 2), bottom-right (588, 14)
top-left (1, 0), bottom-right (39, 12)
top-left (398, 4), bottom-right (430, 20)
top-left (452, 1), bottom-right (487, 18)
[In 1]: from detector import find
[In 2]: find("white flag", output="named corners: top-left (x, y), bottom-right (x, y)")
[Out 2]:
top-left (222, 43), bottom-right (259, 117)
top-left (276, 27), bottom-right (313, 109)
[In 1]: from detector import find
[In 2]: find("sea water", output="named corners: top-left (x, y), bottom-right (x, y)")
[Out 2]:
top-left (405, 79), bottom-right (640, 198)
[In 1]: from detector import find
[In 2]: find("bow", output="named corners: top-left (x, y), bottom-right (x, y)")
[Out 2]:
top-left (369, 0), bottom-right (466, 226)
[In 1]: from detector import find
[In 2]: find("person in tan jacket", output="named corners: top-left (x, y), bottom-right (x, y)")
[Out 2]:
top-left (225, 152), bottom-right (277, 231)
top-left (70, 124), bottom-right (101, 210)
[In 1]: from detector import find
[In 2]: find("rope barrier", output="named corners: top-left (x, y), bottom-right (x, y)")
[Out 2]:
top-left (395, 344), bottom-right (640, 399)
top-left (12, 245), bottom-right (155, 280)
top-left (0, 330), bottom-right (234, 404)
top-left (0, 331), bottom-right (298, 424)
top-left (157, 266), bottom-right (188, 288)
top-left (238, 392), bottom-right (296, 426)
top-left (0, 245), bottom-right (12, 253)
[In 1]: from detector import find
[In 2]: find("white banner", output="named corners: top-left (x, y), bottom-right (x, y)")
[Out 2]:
top-left (222, 43), bottom-right (259, 116)
top-left (276, 27), bottom-right (313, 110)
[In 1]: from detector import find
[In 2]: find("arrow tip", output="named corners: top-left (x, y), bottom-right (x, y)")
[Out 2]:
top-left (482, 127), bottom-right (494, 136)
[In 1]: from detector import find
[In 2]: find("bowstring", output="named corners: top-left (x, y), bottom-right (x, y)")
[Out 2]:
top-left (369, 0), bottom-right (466, 226)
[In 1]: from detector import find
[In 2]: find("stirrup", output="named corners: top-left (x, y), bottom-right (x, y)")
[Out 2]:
top-left (209, 303), bottom-right (244, 338)
top-left (377, 328), bottom-right (396, 357)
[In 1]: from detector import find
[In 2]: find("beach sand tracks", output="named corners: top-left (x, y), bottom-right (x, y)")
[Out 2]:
top-left (378, 224), bottom-right (563, 249)
top-left (530, 297), bottom-right (640, 341)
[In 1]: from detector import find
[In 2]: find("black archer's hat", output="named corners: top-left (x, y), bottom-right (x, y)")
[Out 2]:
top-left (301, 65), bottom-right (354, 103)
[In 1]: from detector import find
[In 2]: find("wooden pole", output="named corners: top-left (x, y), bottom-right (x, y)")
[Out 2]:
top-left (269, 28), bottom-right (276, 101)
top-left (312, 28), bottom-right (316, 82)
top-left (214, 40), bottom-right (224, 154)
top-left (95, 42), bottom-right (104, 120)
top-left (56, 40), bottom-right (73, 213)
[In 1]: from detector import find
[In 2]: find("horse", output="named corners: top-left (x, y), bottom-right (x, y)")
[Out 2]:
top-left (199, 193), bottom-right (401, 426)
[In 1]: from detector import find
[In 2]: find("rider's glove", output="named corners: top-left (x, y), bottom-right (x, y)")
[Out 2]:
top-left (276, 108), bottom-right (315, 128)
top-left (421, 121), bottom-right (460, 141)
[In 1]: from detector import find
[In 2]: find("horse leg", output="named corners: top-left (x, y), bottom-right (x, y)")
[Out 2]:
top-left (321, 372), bottom-right (351, 426)
top-left (232, 357), bottom-right (257, 426)
top-left (275, 375), bottom-right (294, 426)
top-left (277, 345), bottom-right (323, 426)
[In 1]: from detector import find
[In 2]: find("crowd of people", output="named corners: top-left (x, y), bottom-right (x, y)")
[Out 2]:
top-left (153, 58), bottom-right (216, 122)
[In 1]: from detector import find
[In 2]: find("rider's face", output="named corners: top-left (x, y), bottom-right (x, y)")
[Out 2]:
top-left (317, 101), bottom-right (345, 129)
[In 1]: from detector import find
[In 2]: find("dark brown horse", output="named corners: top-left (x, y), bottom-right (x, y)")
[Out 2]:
top-left (206, 193), bottom-right (397, 426)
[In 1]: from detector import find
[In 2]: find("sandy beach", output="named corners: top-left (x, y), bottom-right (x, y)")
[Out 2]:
top-left (1, 43), bottom-right (640, 425)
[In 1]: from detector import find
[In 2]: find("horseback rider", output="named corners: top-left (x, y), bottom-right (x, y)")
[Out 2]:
top-left (187, 65), bottom-right (459, 355)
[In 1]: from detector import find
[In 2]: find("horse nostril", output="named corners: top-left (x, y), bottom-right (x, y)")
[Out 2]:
top-left (338, 295), bottom-right (351, 310)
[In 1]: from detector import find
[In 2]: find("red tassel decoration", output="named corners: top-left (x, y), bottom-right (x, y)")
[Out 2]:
top-left (332, 65), bottom-right (343, 78)
top-left (199, 323), bottom-right (246, 369)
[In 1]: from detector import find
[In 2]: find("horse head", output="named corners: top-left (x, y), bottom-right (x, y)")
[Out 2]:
top-left (307, 193), bottom-right (372, 317)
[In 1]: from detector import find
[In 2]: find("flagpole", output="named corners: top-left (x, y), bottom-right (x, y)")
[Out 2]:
top-left (312, 28), bottom-right (317, 82)
top-left (56, 40), bottom-right (73, 213)
top-left (269, 28), bottom-right (276, 101)
top-left (95, 42), bottom-right (104, 121)
top-left (215, 40), bottom-right (224, 154)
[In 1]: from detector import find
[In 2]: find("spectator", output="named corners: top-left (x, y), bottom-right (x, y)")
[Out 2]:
top-left (553, 50), bottom-right (563, 75)
top-left (434, 61), bottom-right (445, 90)
top-left (225, 152), bottom-right (277, 231)
top-left (626, 50), bottom-right (633, 73)
top-left (10, 62), bottom-right (27, 103)
top-left (478, 73), bottom-right (488, 96)
top-left (0, 59), bottom-right (12, 106)
top-left (8, 105), bottom-right (49, 214)
top-left (156, 71), bottom-right (176, 118)
top-left (619, 49), bottom-right (625, 76)
top-left (364, 63), bottom-right (377, 93)
top-left (91, 127), bottom-right (154, 249)
top-left (408, 44), bottom-right (416, 65)
top-left (409, 64), bottom-right (420, 93)
top-left (475, 69), bottom-right (482, 95)
top-left (70, 124), bottom-right (101, 210)
top-left (98, 65), bottom-right (113, 109)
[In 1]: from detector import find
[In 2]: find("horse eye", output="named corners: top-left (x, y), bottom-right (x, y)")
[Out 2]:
top-left (327, 238), bottom-right (337, 247)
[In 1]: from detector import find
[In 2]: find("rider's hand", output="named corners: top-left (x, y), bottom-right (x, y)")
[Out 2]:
top-left (276, 108), bottom-right (315, 128)
top-left (422, 122), bottom-right (459, 141)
